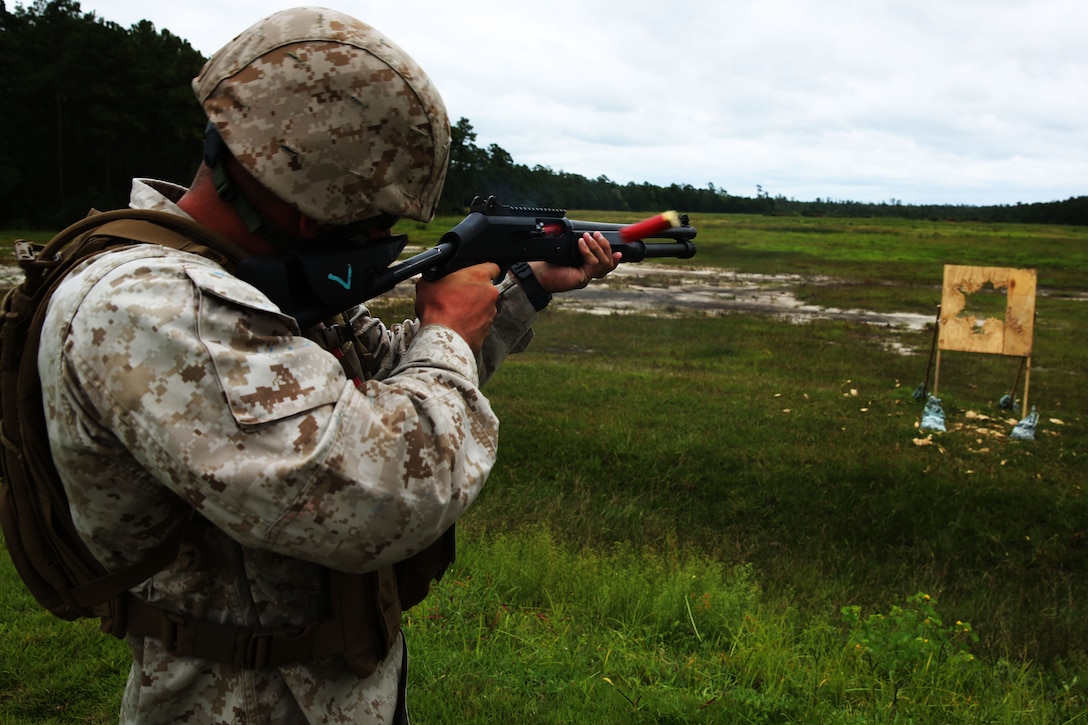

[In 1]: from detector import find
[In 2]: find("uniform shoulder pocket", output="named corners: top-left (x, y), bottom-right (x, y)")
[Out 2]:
top-left (186, 266), bottom-right (344, 427)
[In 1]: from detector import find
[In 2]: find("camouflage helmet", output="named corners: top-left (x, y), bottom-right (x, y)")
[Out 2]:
top-left (192, 7), bottom-right (450, 225)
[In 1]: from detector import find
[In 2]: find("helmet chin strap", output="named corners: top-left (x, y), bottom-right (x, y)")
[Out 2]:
top-left (203, 124), bottom-right (301, 252)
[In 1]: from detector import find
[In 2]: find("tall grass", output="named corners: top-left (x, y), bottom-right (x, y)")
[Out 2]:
top-left (402, 528), bottom-right (1073, 723)
top-left (1, 213), bottom-right (1086, 722)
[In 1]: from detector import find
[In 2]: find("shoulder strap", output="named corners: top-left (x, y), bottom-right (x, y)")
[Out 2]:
top-left (18, 208), bottom-right (247, 288)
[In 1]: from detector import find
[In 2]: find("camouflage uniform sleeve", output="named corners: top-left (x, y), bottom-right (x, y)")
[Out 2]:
top-left (46, 248), bottom-right (499, 574)
top-left (479, 274), bottom-right (537, 385)
top-left (347, 272), bottom-right (537, 387)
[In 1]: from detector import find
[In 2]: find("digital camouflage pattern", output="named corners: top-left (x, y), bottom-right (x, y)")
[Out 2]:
top-left (193, 7), bottom-right (450, 225)
top-left (37, 179), bottom-right (537, 723)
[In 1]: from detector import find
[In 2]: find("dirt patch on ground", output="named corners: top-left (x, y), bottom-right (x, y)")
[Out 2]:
top-left (0, 265), bottom-right (23, 292)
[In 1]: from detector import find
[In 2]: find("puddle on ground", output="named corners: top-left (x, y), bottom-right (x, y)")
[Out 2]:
top-left (552, 264), bottom-right (936, 331)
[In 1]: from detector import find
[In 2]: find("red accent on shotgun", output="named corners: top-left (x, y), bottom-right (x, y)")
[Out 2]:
top-left (619, 211), bottom-right (681, 242)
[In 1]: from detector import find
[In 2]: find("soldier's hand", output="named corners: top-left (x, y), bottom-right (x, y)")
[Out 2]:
top-left (531, 232), bottom-right (621, 293)
top-left (416, 263), bottom-right (500, 352)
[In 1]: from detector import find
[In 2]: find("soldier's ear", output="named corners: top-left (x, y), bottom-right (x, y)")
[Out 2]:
top-left (296, 214), bottom-right (322, 239)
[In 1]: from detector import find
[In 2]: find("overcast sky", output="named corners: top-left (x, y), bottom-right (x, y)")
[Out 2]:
top-left (73, 0), bottom-right (1087, 206)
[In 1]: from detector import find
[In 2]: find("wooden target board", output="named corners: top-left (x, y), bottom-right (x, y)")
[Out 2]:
top-left (938, 265), bottom-right (1037, 355)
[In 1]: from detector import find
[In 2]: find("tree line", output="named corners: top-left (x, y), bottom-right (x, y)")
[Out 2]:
top-left (1, 0), bottom-right (206, 228)
top-left (2, 0), bottom-right (1085, 229)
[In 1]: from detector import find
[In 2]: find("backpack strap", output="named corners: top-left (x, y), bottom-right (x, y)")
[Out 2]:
top-left (17, 208), bottom-right (247, 287)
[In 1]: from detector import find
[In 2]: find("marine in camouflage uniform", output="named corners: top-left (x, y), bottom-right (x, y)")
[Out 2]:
top-left (37, 8), bottom-right (618, 724)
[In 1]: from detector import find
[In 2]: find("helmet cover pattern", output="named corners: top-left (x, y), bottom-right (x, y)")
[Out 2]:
top-left (193, 7), bottom-right (450, 224)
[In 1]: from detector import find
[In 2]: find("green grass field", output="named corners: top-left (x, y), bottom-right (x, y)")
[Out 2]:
top-left (1, 213), bottom-right (1086, 722)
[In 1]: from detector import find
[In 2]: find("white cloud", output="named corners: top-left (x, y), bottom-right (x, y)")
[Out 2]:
top-left (66, 0), bottom-right (1088, 204)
